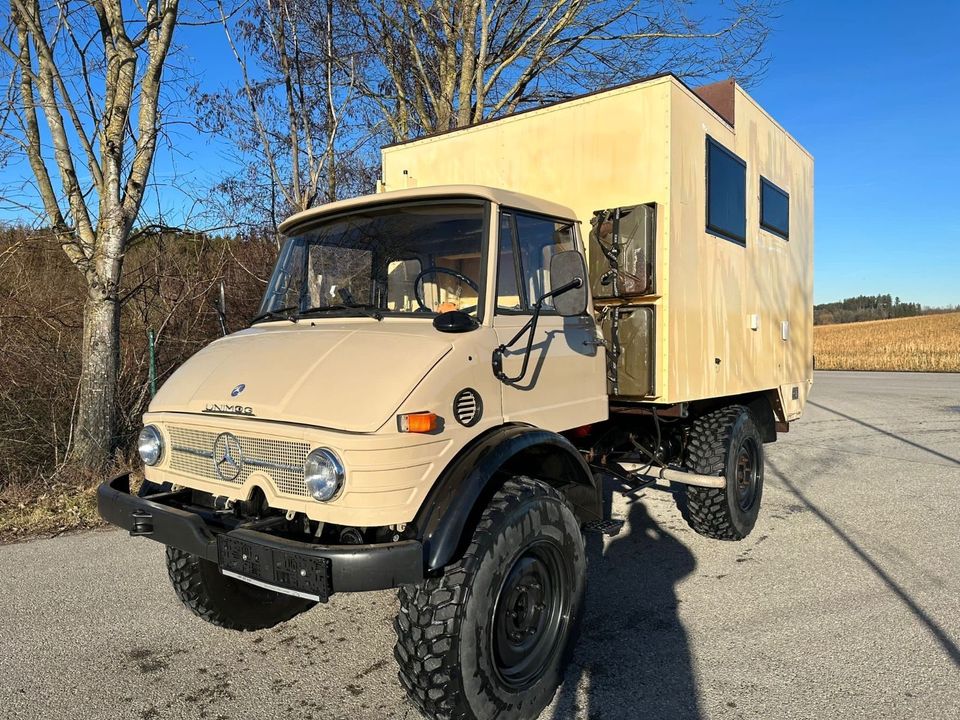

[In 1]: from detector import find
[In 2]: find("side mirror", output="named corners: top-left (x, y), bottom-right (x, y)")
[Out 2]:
top-left (433, 310), bottom-right (479, 333)
top-left (549, 251), bottom-right (588, 317)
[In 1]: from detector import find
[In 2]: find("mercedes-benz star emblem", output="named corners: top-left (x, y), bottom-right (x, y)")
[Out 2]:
top-left (231, 383), bottom-right (246, 397)
top-left (212, 432), bottom-right (244, 482)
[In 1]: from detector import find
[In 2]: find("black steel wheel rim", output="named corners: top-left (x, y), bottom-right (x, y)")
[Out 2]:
top-left (491, 540), bottom-right (569, 689)
top-left (734, 437), bottom-right (760, 510)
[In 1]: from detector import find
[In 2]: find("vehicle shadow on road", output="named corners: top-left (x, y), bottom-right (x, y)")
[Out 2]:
top-left (806, 400), bottom-right (960, 466)
top-left (551, 477), bottom-right (701, 720)
top-left (766, 457), bottom-right (960, 668)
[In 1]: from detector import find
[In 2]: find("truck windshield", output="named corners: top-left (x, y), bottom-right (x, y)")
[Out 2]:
top-left (257, 201), bottom-right (486, 321)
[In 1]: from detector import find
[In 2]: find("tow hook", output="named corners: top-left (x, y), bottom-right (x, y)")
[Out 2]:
top-left (130, 509), bottom-right (154, 536)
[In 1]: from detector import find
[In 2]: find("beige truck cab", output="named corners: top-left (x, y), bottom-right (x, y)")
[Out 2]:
top-left (100, 75), bottom-right (812, 720)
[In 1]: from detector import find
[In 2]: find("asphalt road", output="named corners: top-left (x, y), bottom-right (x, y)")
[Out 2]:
top-left (2, 371), bottom-right (959, 720)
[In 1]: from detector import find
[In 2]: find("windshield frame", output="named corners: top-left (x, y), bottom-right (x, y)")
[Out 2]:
top-left (258, 198), bottom-right (493, 324)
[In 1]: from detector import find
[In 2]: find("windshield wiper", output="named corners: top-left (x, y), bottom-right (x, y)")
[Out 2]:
top-left (250, 305), bottom-right (298, 325)
top-left (295, 303), bottom-right (384, 321)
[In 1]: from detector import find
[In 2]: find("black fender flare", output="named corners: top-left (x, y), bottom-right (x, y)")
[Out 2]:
top-left (413, 423), bottom-right (601, 572)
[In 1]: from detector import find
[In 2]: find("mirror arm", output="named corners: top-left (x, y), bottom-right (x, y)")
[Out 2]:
top-left (491, 277), bottom-right (583, 385)
top-left (493, 309), bottom-right (541, 384)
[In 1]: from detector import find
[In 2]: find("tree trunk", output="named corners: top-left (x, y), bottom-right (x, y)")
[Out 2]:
top-left (70, 290), bottom-right (121, 468)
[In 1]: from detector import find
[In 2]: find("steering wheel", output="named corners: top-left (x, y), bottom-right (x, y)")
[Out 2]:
top-left (414, 267), bottom-right (479, 314)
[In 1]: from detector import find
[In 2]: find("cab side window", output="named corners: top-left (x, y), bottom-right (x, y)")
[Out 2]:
top-left (497, 210), bottom-right (576, 313)
top-left (496, 212), bottom-right (524, 311)
top-left (514, 213), bottom-right (575, 308)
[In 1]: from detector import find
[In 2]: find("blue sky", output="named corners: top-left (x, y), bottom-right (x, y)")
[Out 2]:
top-left (751, 1), bottom-right (960, 306)
top-left (4, 1), bottom-right (959, 307)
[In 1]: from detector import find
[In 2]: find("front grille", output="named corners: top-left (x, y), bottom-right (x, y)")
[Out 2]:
top-left (167, 425), bottom-right (310, 496)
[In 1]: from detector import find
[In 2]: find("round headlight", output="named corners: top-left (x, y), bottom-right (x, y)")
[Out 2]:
top-left (304, 448), bottom-right (345, 502)
top-left (138, 425), bottom-right (163, 466)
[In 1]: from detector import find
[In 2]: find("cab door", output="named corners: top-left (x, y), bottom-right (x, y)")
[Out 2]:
top-left (492, 209), bottom-right (607, 431)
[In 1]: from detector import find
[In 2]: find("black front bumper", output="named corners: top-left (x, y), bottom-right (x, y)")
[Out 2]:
top-left (97, 474), bottom-right (423, 600)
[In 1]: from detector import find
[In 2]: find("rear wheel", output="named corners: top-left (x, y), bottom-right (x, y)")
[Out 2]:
top-left (165, 547), bottom-right (315, 631)
top-left (394, 476), bottom-right (585, 720)
top-left (675, 405), bottom-right (764, 540)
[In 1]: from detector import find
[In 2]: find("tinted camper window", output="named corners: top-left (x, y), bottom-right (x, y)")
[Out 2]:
top-left (706, 137), bottom-right (746, 245)
top-left (760, 177), bottom-right (790, 239)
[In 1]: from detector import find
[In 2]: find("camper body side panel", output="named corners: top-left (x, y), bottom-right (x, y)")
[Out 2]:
top-left (380, 78), bottom-right (673, 222)
top-left (667, 83), bottom-right (814, 414)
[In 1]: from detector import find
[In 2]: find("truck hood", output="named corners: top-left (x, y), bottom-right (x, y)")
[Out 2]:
top-left (150, 322), bottom-right (453, 433)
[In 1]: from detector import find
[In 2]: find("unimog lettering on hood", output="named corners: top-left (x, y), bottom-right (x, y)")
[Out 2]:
top-left (202, 403), bottom-right (255, 416)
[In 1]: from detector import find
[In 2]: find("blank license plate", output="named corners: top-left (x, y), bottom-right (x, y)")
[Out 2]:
top-left (217, 534), bottom-right (331, 602)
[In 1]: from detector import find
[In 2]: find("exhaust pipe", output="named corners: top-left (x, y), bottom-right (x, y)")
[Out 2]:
top-left (617, 462), bottom-right (726, 489)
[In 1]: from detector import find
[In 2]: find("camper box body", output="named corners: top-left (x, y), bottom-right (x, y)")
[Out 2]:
top-left (380, 74), bottom-right (814, 420)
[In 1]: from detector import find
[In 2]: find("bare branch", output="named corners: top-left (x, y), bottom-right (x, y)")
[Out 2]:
top-left (350, 0), bottom-right (778, 138)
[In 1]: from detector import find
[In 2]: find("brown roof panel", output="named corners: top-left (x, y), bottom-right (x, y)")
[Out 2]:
top-left (693, 78), bottom-right (736, 126)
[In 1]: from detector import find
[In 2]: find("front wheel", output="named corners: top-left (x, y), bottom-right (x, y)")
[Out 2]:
top-left (674, 405), bottom-right (765, 540)
top-left (165, 547), bottom-right (315, 631)
top-left (394, 476), bottom-right (585, 720)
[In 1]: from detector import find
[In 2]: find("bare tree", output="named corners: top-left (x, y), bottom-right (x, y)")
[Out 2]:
top-left (201, 0), bottom-right (371, 232)
top-left (0, 0), bottom-right (179, 468)
top-left (205, 0), bottom-right (776, 223)
top-left (352, 0), bottom-right (778, 139)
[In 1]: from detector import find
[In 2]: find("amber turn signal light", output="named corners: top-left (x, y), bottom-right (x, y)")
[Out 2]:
top-left (397, 412), bottom-right (440, 433)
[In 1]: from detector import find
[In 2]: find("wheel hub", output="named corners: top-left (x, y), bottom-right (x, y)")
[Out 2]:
top-left (503, 576), bottom-right (545, 642)
top-left (735, 438), bottom-right (759, 510)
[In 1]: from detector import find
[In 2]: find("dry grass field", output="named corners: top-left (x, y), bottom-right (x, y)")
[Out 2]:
top-left (814, 311), bottom-right (960, 372)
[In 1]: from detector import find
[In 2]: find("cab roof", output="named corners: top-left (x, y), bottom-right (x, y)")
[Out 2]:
top-left (277, 184), bottom-right (578, 234)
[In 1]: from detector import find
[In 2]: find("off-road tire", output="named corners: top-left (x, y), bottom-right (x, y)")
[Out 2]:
top-left (394, 476), bottom-right (586, 720)
top-left (675, 405), bottom-right (764, 541)
top-left (165, 547), bottom-right (314, 631)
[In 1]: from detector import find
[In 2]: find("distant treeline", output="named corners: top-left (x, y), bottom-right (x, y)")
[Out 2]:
top-left (815, 294), bottom-right (959, 325)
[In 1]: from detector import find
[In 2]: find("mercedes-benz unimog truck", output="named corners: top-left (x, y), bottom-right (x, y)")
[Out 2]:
top-left (99, 74), bottom-right (813, 720)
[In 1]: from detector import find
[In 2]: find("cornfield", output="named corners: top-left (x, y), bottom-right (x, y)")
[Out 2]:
top-left (814, 312), bottom-right (960, 372)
